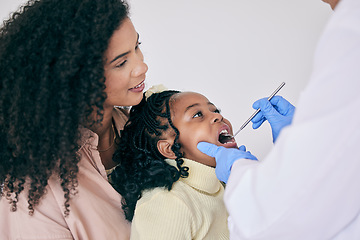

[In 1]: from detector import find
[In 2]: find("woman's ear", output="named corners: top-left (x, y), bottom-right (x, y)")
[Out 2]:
top-left (157, 140), bottom-right (176, 159)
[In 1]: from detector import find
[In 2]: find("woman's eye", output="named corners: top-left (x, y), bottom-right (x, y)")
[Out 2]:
top-left (193, 111), bottom-right (203, 118)
top-left (135, 42), bottom-right (142, 50)
top-left (116, 60), bottom-right (127, 68)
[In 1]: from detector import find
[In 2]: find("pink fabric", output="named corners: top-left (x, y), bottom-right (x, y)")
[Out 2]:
top-left (0, 108), bottom-right (130, 240)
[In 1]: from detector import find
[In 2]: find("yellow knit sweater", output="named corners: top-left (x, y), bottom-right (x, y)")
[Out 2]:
top-left (130, 158), bottom-right (229, 240)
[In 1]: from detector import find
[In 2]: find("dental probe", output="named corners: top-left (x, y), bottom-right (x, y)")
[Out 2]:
top-left (233, 82), bottom-right (286, 137)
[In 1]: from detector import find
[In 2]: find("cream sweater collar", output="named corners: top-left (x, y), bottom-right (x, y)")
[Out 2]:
top-left (165, 158), bottom-right (221, 194)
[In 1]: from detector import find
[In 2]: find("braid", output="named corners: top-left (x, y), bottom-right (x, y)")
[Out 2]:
top-left (111, 90), bottom-right (189, 221)
top-left (164, 97), bottom-right (189, 178)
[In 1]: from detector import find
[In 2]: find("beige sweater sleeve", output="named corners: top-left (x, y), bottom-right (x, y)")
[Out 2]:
top-left (130, 188), bottom-right (193, 240)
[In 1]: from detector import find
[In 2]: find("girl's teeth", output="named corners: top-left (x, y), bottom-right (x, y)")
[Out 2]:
top-left (220, 129), bottom-right (229, 134)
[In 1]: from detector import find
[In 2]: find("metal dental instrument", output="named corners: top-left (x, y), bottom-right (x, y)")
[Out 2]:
top-left (233, 82), bottom-right (286, 137)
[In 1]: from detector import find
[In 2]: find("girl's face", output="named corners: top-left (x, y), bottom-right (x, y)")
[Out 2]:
top-left (103, 18), bottom-right (148, 108)
top-left (170, 92), bottom-right (237, 167)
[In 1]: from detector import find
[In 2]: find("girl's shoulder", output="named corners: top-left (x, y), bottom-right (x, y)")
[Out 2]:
top-left (135, 184), bottom-right (193, 217)
top-left (131, 185), bottom-right (194, 239)
top-left (137, 182), bottom-right (192, 209)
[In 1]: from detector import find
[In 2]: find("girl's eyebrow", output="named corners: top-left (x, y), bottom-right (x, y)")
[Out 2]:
top-left (109, 33), bottom-right (140, 64)
top-left (184, 102), bottom-right (214, 112)
top-left (185, 103), bottom-right (200, 113)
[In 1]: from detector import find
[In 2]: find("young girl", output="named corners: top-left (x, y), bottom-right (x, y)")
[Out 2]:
top-left (111, 87), bottom-right (242, 239)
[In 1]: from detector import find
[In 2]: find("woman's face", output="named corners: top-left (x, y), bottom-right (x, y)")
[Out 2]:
top-left (170, 92), bottom-right (237, 167)
top-left (103, 18), bottom-right (148, 108)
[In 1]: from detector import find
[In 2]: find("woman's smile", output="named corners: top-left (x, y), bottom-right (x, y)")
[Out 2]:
top-left (129, 80), bottom-right (145, 92)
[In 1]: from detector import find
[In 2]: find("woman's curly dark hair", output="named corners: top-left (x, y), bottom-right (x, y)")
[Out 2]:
top-left (111, 90), bottom-right (190, 221)
top-left (0, 0), bottom-right (129, 216)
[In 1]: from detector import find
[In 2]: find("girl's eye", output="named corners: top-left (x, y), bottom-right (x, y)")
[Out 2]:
top-left (193, 111), bottom-right (203, 118)
top-left (116, 60), bottom-right (127, 68)
top-left (214, 108), bottom-right (221, 113)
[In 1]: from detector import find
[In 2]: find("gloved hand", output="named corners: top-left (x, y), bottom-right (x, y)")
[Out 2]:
top-left (197, 142), bottom-right (257, 183)
top-left (252, 96), bottom-right (295, 143)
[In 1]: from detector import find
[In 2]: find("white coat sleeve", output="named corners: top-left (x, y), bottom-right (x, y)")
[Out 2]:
top-left (224, 0), bottom-right (360, 239)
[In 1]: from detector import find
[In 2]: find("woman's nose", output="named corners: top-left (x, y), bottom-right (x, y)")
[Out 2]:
top-left (131, 61), bottom-right (148, 77)
top-left (131, 51), bottom-right (148, 77)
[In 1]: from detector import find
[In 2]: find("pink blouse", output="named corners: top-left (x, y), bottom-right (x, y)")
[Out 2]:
top-left (0, 108), bottom-right (130, 240)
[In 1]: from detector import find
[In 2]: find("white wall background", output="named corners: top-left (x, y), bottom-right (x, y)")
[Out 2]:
top-left (1, 0), bottom-right (332, 160)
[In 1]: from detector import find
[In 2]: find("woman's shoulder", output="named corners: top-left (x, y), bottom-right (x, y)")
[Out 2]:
top-left (113, 106), bottom-right (130, 118)
top-left (113, 107), bottom-right (130, 133)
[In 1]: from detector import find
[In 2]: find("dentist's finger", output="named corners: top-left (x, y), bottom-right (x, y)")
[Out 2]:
top-left (251, 111), bottom-right (264, 123)
top-left (238, 145), bottom-right (246, 151)
top-left (252, 117), bottom-right (266, 129)
top-left (197, 142), bottom-right (222, 157)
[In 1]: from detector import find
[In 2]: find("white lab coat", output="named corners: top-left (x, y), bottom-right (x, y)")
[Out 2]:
top-left (225, 0), bottom-right (360, 239)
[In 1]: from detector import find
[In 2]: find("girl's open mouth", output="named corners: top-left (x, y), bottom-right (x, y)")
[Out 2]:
top-left (218, 129), bottom-right (237, 148)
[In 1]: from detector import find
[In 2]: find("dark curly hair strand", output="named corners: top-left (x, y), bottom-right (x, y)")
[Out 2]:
top-left (111, 91), bottom-right (189, 221)
top-left (0, 0), bottom-right (129, 216)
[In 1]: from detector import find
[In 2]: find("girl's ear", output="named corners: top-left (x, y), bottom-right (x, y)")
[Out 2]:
top-left (157, 140), bottom-right (176, 159)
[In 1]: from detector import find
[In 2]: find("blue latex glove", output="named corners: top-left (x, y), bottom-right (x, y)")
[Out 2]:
top-left (252, 96), bottom-right (295, 143)
top-left (197, 142), bottom-right (258, 183)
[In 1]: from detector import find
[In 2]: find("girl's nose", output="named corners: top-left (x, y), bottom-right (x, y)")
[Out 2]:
top-left (211, 112), bottom-right (223, 123)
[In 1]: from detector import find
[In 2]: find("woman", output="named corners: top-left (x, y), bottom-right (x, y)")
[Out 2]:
top-left (0, 0), bottom-right (147, 239)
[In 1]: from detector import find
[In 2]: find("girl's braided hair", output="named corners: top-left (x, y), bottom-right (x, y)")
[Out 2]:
top-left (111, 90), bottom-right (189, 221)
top-left (0, 0), bottom-right (129, 216)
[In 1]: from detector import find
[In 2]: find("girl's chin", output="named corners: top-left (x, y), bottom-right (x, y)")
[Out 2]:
top-left (215, 138), bottom-right (238, 149)
top-left (220, 142), bottom-right (238, 149)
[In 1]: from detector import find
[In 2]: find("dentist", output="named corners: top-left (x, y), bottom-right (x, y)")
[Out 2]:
top-left (198, 0), bottom-right (360, 239)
